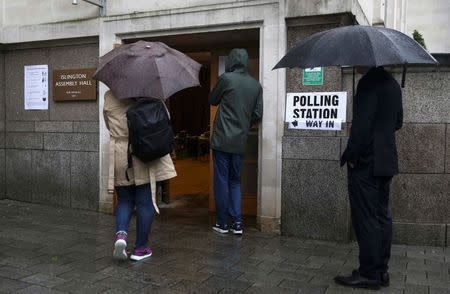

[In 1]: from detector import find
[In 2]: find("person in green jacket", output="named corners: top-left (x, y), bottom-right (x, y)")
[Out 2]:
top-left (210, 48), bottom-right (263, 235)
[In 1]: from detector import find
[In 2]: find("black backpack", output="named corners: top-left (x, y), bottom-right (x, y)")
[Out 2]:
top-left (126, 99), bottom-right (174, 178)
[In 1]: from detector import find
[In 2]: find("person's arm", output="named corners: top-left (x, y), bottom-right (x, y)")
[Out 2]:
top-left (103, 91), bottom-right (112, 131)
top-left (250, 87), bottom-right (263, 126)
top-left (209, 75), bottom-right (228, 106)
top-left (345, 86), bottom-right (378, 165)
top-left (103, 109), bottom-right (111, 131)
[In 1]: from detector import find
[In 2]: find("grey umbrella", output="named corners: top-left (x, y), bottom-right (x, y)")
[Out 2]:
top-left (94, 41), bottom-right (201, 99)
top-left (273, 25), bottom-right (438, 87)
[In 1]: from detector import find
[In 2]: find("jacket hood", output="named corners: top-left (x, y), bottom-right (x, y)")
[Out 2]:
top-left (225, 49), bottom-right (249, 72)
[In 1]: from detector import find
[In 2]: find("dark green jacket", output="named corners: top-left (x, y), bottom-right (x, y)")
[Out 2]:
top-left (210, 49), bottom-right (263, 154)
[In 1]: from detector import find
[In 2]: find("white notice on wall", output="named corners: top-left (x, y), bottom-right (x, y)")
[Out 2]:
top-left (218, 56), bottom-right (227, 76)
top-left (285, 92), bottom-right (347, 131)
top-left (24, 65), bottom-right (48, 110)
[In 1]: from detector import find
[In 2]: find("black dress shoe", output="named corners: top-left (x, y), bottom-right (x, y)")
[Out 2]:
top-left (380, 272), bottom-right (390, 287)
top-left (334, 270), bottom-right (381, 290)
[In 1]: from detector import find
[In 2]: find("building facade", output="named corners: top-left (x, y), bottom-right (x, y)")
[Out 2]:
top-left (0, 0), bottom-right (449, 246)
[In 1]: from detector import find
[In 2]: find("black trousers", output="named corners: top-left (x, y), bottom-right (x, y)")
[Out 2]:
top-left (348, 163), bottom-right (393, 280)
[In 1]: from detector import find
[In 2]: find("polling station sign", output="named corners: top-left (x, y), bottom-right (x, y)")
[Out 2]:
top-left (285, 92), bottom-right (347, 131)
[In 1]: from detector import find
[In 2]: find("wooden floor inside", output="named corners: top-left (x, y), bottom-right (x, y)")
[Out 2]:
top-left (170, 157), bottom-right (209, 200)
top-left (160, 157), bottom-right (256, 226)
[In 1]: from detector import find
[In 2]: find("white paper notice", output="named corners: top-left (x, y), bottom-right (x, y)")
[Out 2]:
top-left (218, 56), bottom-right (227, 76)
top-left (24, 65), bottom-right (48, 110)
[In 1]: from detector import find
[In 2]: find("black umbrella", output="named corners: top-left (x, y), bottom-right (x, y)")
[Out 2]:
top-left (273, 25), bottom-right (438, 87)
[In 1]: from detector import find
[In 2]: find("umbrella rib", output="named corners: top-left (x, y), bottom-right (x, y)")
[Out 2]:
top-left (382, 33), bottom-right (408, 65)
top-left (305, 31), bottom-right (332, 68)
top-left (368, 28), bottom-right (406, 66)
top-left (151, 57), bottom-right (166, 99)
top-left (364, 29), bottom-right (379, 66)
top-left (165, 56), bottom-right (198, 79)
top-left (155, 56), bottom-right (200, 98)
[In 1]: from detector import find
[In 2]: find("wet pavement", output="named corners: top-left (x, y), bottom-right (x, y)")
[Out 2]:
top-left (0, 199), bottom-right (449, 294)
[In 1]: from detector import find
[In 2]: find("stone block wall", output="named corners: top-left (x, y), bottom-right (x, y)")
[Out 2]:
top-left (2, 41), bottom-right (99, 210)
top-left (388, 68), bottom-right (449, 247)
top-left (281, 20), bottom-right (351, 242)
top-left (0, 51), bottom-right (5, 199)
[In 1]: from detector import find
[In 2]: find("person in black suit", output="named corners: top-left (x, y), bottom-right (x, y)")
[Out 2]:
top-left (335, 66), bottom-right (403, 290)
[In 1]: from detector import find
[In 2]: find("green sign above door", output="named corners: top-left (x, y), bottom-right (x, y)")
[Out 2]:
top-left (302, 67), bottom-right (323, 85)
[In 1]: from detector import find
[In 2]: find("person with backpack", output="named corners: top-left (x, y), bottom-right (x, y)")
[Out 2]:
top-left (103, 90), bottom-right (176, 261)
top-left (210, 48), bottom-right (263, 236)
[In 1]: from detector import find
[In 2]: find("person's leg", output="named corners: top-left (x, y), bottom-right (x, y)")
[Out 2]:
top-left (228, 153), bottom-right (244, 234)
top-left (378, 176), bottom-right (393, 283)
top-left (114, 185), bottom-right (136, 260)
top-left (130, 183), bottom-right (154, 261)
top-left (115, 185), bottom-right (135, 233)
top-left (134, 184), bottom-right (154, 248)
top-left (213, 150), bottom-right (230, 232)
top-left (348, 165), bottom-right (382, 281)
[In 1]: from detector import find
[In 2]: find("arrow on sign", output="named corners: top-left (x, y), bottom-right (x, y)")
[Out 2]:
top-left (292, 120), bottom-right (298, 127)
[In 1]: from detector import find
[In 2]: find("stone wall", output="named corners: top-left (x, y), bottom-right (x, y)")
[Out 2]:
top-left (0, 50), bottom-right (5, 199)
top-left (2, 41), bottom-right (99, 210)
top-left (282, 21), bottom-right (450, 247)
top-left (388, 68), bottom-right (449, 247)
top-left (281, 20), bottom-right (351, 242)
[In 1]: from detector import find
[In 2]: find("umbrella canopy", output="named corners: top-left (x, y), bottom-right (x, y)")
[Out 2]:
top-left (273, 25), bottom-right (438, 69)
top-left (94, 41), bottom-right (201, 100)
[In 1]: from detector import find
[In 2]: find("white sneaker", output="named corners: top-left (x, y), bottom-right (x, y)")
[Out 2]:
top-left (231, 222), bottom-right (243, 236)
top-left (130, 247), bottom-right (153, 261)
top-left (212, 224), bottom-right (229, 234)
top-left (113, 233), bottom-right (128, 260)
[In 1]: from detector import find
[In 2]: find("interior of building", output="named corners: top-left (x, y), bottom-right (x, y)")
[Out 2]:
top-left (124, 29), bottom-right (260, 226)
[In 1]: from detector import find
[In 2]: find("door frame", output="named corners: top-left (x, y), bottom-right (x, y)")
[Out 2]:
top-left (208, 47), bottom-right (260, 216)
top-left (98, 2), bottom-right (286, 232)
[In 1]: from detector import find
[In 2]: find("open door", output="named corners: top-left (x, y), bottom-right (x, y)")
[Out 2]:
top-left (209, 49), bottom-right (259, 216)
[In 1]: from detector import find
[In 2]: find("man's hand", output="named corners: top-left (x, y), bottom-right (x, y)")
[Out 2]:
top-left (250, 123), bottom-right (260, 130)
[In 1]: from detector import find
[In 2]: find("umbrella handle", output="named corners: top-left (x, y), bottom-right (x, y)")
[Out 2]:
top-left (401, 66), bottom-right (407, 88)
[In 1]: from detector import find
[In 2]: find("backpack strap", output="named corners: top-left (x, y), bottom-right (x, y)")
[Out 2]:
top-left (149, 165), bottom-right (160, 214)
top-left (161, 100), bottom-right (171, 119)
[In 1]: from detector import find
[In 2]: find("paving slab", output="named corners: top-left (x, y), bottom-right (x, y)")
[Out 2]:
top-left (0, 199), bottom-right (449, 294)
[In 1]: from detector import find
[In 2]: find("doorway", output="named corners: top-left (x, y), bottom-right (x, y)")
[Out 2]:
top-left (124, 29), bottom-right (260, 225)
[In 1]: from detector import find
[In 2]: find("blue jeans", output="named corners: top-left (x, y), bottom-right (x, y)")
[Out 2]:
top-left (115, 184), bottom-right (154, 248)
top-left (213, 150), bottom-right (244, 226)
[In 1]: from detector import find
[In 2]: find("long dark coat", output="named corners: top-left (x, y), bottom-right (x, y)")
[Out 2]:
top-left (341, 67), bottom-right (403, 177)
